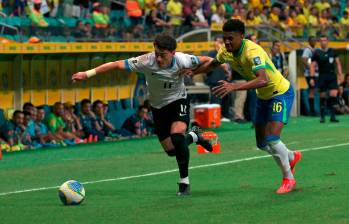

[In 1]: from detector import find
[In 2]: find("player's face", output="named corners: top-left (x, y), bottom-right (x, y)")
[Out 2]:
top-left (14, 113), bottom-right (24, 125)
top-left (154, 47), bottom-right (175, 68)
top-left (138, 108), bottom-right (148, 119)
top-left (82, 103), bottom-right (91, 114)
top-left (94, 103), bottom-right (104, 115)
top-left (37, 109), bottom-right (45, 121)
top-left (319, 37), bottom-right (328, 49)
top-left (223, 32), bottom-right (243, 53)
top-left (309, 38), bottom-right (317, 48)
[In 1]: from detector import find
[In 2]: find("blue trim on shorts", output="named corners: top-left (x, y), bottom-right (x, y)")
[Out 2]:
top-left (124, 60), bottom-right (131, 71)
top-left (254, 85), bottom-right (294, 125)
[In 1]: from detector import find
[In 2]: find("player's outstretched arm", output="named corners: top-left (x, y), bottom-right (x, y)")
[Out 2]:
top-left (212, 69), bottom-right (268, 98)
top-left (72, 60), bottom-right (127, 82)
top-left (180, 56), bottom-right (223, 76)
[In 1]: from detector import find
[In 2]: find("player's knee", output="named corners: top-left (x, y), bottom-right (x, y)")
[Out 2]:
top-left (170, 133), bottom-right (185, 147)
top-left (165, 149), bottom-right (177, 157)
top-left (265, 135), bottom-right (280, 147)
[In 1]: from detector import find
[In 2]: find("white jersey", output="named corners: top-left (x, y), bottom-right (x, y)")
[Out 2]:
top-left (126, 52), bottom-right (200, 109)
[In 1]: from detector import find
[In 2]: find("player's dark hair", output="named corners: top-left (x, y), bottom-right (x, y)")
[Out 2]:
top-left (272, 40), bottom-right (281, 47)
top-left (308, 36), bottom-right (316, 41)
top-left (23, 111), bottom-right (31, 117)
top-left (23, 102), bottom-right (34, 111)
top-left (319, 34), bottom-right (328, 39)
top-left (92, 100), bottom-right (103, 110)
top-left (81, 99), bottom-right (91, 107)
top-left (153, 33), bottom-right (177, 51)
top-left (222, 19), bottom-right (245, 34)
top-left (13, 110), bottom-right (23, 118)
top-left (138, 105), bottom-right (148, 112)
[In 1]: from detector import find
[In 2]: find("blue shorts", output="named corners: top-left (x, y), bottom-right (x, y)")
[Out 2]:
top-left (254, 86), bottom-right (294, 125)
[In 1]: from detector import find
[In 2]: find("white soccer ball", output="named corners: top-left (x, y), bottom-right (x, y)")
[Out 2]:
top-left (58, 180), bottom-right (85, 205)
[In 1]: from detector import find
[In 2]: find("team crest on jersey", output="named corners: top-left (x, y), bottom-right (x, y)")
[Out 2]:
top-left (132, 59), bottom-right (138, 64)
top-left (253, 57), bottom-right (261, 65)
top-left (191, 57), bottom-right (198, 65)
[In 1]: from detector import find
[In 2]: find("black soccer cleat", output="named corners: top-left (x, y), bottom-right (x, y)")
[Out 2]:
top-left (190, 126), bottom-right (213, 152)
top-left (177, 183), bottom-right (190, 196)
top-left (330, 118), bottom-right (339, 123)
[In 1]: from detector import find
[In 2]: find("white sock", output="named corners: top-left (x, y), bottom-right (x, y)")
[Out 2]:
top-left (188, 132), bottom-right (198, 143)
top-left (262, 144), bottom-right (295, 162)
top-left (267, 140), bottom-right (294, 180)
top-left (179, 176), bottom-right (189, 184)
top-left (288, 150), bottom-right (295, 161)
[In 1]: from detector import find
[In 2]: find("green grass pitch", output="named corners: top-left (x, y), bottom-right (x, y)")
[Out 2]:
top-left (1, 116), bottom-right (349, 224)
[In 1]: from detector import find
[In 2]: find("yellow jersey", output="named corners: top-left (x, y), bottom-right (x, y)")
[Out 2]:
top-left (216, 39), bottom-right (290, 100)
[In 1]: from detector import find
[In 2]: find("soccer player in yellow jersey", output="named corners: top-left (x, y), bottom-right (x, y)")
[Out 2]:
top-left (184, 19), bottom-right (302, 194)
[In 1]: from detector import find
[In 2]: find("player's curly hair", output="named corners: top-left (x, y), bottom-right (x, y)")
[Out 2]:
top-left (154, 33), bottom-right (177, 51)
top-left (222, 19), bottom-right (245, 35)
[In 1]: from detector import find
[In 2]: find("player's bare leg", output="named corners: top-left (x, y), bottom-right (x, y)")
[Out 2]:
top-left (255, 122), bottom-right (299, 194)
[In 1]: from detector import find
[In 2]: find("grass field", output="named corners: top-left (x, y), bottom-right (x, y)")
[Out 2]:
top-left (1, 116), bottom-right (349, 224)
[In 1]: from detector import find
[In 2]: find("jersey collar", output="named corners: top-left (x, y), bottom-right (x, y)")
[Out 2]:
top-left (233, 39), bottom-right (246, 58)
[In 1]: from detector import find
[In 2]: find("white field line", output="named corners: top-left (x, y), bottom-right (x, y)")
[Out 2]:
top-left (0, 142), bottom-right (348, 197)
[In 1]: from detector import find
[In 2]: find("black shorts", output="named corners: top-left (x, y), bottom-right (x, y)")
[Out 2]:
top-left (318, 75), bottom-right (338, 92)
top-left (151, 98), bottom-right (190, 141)
top-left (305, 76), bottom-right (318, 89)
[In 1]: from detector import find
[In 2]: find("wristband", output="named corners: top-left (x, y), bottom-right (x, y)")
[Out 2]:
top-left (86, 69), bottom-right (97, 78)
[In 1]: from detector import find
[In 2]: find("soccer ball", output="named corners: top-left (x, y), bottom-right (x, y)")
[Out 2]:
top-left (58, 180), bottom-right (85, 205)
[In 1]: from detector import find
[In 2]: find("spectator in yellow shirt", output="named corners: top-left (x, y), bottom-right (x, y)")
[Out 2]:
top-left (269, 5), bottom-right (280, 26)
top-left (308, 6), bottom-right (319, 36)
top-left (295, 8), bottom-right (308, 37)
top-left (340, 11), bottom-right (349, 38)
top-left (314, 0), bottom-right (330, 12)
top-left (166, 0), bottom-right (182, 26)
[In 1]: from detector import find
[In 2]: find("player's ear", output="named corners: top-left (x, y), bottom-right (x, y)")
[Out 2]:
top-left (170, 51), bottom-right (175, 56)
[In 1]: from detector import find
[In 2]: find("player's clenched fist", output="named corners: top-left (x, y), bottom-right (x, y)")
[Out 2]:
top-left (72, 72), bottom-right (88, 82)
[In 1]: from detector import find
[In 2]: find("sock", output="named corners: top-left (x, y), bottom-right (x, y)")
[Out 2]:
top-left (309, 97), bottom-right (314, 115)
top-left (186, 131), bottom-right (198, 145)
top-left (265, 135), bottom-right (294, 179)
top-left (171, 133), bottom-right (190, 178)
top-left (257, 142), bottom-right (294, 161)
top-left (320, 97), bottom-right (326, 119)
top-left (329, 97), bottom-right (337, 120)
top-left (179, 176), bottom-right (189, 184)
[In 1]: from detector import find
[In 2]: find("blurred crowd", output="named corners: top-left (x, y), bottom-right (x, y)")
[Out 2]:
top-left (1, 0), bottom-right (349, 41)
top-left (0, 99), bottom-right (155, 152)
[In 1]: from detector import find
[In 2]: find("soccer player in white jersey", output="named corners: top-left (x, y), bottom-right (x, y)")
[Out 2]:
top-left (72, 33), bottom-right (213, 196)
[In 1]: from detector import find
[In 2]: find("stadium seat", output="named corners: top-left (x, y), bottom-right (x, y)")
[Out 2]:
top-left (20, 17), bottom-right (32, 26)
top-left (107, 100), bottom-right (116, 111)
top-left (115, 100), bottom-right (122, 110)
top-left (0, 109), bottom-right (6, 127)
top-left (122, 98), bottom-right (132, 109)
top-left (50, 35), bottom-right (67, 42)
top-left (108, 108), bottom-right (136, 130)
top-left (6, 16), bottom-right (21, 27)
top-left (60, 17), bottom-right (77, 28)
top-left (133, 97), bottom-right (140, 108)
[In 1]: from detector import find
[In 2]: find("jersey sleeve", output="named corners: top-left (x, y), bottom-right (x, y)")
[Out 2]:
top-left (125, 53), bottom-right (152, 73)
top-left (302, 48), bottom-right (312, 59)
top-left (246, 48), bottom-right (267, 74)
top-left (176, 53), bottom-right (201, 69)
top-left (215, 47), bottom-right (226, 64)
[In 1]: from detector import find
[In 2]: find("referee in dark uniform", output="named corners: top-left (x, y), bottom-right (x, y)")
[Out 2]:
top-left (310, 35), bottom-right (344, 123)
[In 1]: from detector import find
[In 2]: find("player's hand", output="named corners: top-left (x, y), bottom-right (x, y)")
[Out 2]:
top-left (212, 80), bottom-right (236, 98)
top-left (179, 68), bottom-right (194, 77)
top-left (309, 78), bottom-right (315, 87)
top-left (72, 72), bottom-right (88, 82)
